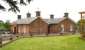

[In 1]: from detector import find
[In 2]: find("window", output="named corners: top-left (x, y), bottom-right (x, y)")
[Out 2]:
top-left (23, 25), bottom-right (26, 34)
top-left (70, 25), bottom-right (73, 31)
top-left (61, 24), bottom-right (64, 32)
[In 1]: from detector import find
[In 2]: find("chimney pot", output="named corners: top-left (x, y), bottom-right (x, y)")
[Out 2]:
top-left (18, 15), bottom-right (21, 19)
top-left (36, 11), bottom-right (41, 17)
top-left (50, 14), bottom-right (54, 19)
top-left (64, 12), bottom-right (69, 17)
top-left (27, 12), bottom-right (31, 18)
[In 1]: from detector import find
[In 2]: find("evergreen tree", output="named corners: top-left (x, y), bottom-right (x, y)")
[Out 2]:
top-left (0, 0), bottom-right (32, 13)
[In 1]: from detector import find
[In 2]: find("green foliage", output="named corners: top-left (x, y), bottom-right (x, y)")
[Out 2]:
top-left (0, 20), bottom-right (10, 31)
top-left (4, 20), bottom-right (11, 30)
top-left (0, 21), bottom-right (6, 30)
top-left (1, 35), bottom-right (85, 50)
top-left (77, 20), bottom-right (80, 26)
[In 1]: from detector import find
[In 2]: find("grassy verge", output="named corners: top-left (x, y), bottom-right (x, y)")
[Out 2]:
top-left (0, 35), bottom-right (85, 50)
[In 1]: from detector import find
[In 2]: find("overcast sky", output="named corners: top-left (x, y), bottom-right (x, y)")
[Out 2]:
top-left (0, 0), bottom-right (85, 22)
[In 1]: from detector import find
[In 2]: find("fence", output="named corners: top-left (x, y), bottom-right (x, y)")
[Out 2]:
top-left (0, 34), bottom-right (16, 47)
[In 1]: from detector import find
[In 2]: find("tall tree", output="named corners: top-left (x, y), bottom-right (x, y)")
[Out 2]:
top-left (0, 0), bottom-right (32, 13)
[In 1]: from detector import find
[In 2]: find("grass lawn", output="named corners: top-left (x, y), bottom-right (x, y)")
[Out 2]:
top-left (0, 35), bottom-right (85, 50)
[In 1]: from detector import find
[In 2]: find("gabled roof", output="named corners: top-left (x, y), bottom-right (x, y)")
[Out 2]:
top-left (43, 17), bottom-right (66, 24)
top-left (14, 17), bottom-right (75, 25)
top-left (16, 17), bottom-right (37, 24)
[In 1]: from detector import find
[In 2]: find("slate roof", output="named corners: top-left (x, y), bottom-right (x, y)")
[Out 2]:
top-left (43, 18), bottom-right (66, 24)
top-left (16, 17), bottom-right (37, 24)
top-left (14, 17), bottom-right (74, 25)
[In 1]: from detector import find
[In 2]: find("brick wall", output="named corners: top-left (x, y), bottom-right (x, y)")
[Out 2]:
top-left (49, 18), bottom-right (76, 34)
top-left (29, 17), bottom-right (48, 35)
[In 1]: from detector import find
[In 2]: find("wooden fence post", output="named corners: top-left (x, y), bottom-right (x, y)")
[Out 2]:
top-left (0, 37), bottom-right (2, 47)
top-left (10, 34), bottom-right (13, 42)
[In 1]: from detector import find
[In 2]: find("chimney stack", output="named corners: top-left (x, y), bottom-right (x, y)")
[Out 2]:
top-left (50, 14), bottom-right (54, 19)
top-left (36, 11), bottom-right (41, 17)
top-left (17, 15), bottom-right (21, 19)
top-left (64, 12), bottom-right (69, 17)
top-left (27, 12), bottom-right (31, 18)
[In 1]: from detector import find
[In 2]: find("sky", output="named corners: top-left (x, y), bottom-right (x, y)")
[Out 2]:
top-left (0, 0), bottom-right (85, 22)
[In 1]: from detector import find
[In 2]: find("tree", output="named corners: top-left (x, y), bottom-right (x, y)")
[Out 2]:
top-left (4, 20), bottom-right (11, 30)
top-left (77, 20), bottom-right (81, 32)
top-left (0, 0), bottom-right (32, 13)
top-left (0, 20), bottom-right (5, 30)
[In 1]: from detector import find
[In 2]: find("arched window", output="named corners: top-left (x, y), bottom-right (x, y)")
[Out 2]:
top-left (18, 26), bottom-right (21, 33)
top-left (23, 26), bottom-right (26, 34)
top-left (70, 25), bottom-right (73, 31)
top-left (61, 24), bottom-right (64, 32)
